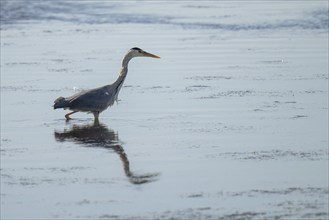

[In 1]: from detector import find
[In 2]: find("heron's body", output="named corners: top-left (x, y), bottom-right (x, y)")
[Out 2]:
top-left (53, 47), bottom-right (160, 121)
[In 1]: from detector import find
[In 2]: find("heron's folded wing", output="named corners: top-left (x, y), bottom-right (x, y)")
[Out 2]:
top-left (67, 87), bottom-right (114, 111)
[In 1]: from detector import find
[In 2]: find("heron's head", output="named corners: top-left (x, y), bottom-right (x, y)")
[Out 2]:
top-left (129, 47), bottom-right (160, 59)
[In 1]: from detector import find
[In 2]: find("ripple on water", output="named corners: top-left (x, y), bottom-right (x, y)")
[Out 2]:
top-left (205, 149), bottom-right (328, 161)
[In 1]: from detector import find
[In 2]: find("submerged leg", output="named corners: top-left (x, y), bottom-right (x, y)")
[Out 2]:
top-left (65, 111), bottom-right (78, 121)
top-left (93, 112), bottom-right (100, 125)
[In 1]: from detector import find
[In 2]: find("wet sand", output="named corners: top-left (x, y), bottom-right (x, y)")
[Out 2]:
top-left (1, 1), bottom-right (328, 219)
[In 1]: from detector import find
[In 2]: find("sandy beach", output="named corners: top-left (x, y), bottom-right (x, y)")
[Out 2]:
top-left (1, 1), bottom-right (328, 219)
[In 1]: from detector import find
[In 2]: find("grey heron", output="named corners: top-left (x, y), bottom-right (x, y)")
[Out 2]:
top-left (53, 47), bottom-right (160, 122)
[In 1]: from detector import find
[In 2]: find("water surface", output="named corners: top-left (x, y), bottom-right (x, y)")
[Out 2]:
top-left (1, 1), bottom-right (328, 219)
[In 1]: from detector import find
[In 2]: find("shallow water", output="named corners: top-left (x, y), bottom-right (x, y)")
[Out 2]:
top-left (1, 1), bottom-right (328, 219)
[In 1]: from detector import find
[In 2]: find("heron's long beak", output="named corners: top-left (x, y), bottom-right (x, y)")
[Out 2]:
top-left (143, 51), bottom-right (160, 58)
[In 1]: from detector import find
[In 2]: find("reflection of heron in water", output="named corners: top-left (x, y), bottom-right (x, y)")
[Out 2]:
top-left (54, 122), bottom-right (159, 184)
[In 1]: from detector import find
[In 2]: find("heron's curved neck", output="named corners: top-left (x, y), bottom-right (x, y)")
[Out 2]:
top-left (121, 53), bottom-right (133, 69)
top-left (113, 52), bottom-right (133, 87)
top-left (119, 53), bottom-right (134, 77)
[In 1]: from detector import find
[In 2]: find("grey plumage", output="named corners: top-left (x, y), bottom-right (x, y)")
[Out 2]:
top-left (53, 47), bottom-right (160, 122)
top-left (54, 85), bottom-right (114, 111)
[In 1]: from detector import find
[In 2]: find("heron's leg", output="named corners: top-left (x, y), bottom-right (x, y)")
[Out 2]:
top-left (93, 118), bottom-right (100, 126)
top-left (65, 111), bottom-right (78, 121)
top-left (93, 112), bottom-right (100, 125)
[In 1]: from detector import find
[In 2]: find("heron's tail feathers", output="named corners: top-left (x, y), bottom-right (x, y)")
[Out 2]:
top-left (53, 97), bottom-right (69, 109)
